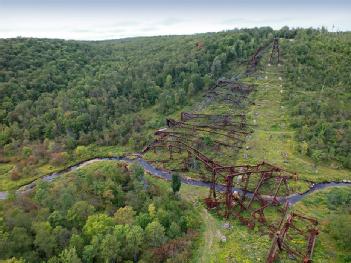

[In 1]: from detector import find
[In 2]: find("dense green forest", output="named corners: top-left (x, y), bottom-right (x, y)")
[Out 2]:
top-left (0, 161), bottom-right (200, 262)
top-left (0, 28), bottom-right (272, 151)
top-left (0, 27), bottom-right (350, 263)
top-left (0, 27), bottom-right (349, 189)
top-left (0, 28), bottom-right (275, 187)
top-left (282, 30), bottom-right (351, 168)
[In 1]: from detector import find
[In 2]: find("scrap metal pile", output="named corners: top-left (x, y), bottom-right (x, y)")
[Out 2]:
top-left (142, 110), bottom-right (249, 162)
top-left (206, 80), bottom-right (254, 107)
top-left (142, 39), bottom-right (318, 262)
top-left (267, 212), bottom-right (319, 263)
top-left (143, 111), bottom-right (318, 262)
top-left (246, 41), bottom-right (272, 75)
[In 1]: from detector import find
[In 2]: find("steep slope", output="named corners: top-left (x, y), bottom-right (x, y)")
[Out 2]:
top-left (0, 28), bottom-right (350, 262)
top-left (0, 30), bottom-right (272, 150)
top-left (141, 30), bottom-right (351, 262)
top-left (0, 28), bottom-right (274, 191)
top-left (282, 31), bottom-right (351, 169)
top-left (236, 37), bottom-right (351, 184)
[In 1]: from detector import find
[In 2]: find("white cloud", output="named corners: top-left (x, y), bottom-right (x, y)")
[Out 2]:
top-left (0, 6), bottom-right (349, 40)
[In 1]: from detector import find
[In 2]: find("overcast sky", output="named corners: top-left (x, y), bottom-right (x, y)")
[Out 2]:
top-left (0, 0), bottom-right (350, 40)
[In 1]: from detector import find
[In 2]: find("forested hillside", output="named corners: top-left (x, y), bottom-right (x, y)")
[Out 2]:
top-left (282, 30), bottom-right (351, 168)
top-left (0, 28), bottom-right (272, 151)
top-left (0, 28), bottom-right (275, 189)
top-left (0, 27), bottom-right (351, 263)
top-left (0, 161), bottom-right (201, 262)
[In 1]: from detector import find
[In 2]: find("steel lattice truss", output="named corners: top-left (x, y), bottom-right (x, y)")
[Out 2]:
top-left (270, 37), bottom-right (280, 64)
top-left (143, 111), bottom-right (319, 262)
top-left (205, 162), bottom-right (297, 225)
top-left (143, 110), bottom-right (250, 155)
top-left (142, 39), bottom-right (318, 262)
top-left (267, 212), bottom-right (319, 263)
top-left (246, 42), bottom-right (271, 75)
top-left (205, 80), bottom-right (255, 108)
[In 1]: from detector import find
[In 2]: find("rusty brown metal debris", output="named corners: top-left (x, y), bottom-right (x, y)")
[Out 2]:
top-left (267, 212), bottom-right (319, 263)
top-left (144, 125), bottom-right (318, 262)
top-left (142, 39), bottom-right (318, 263)
top-left (270, 37), bottom-right (280, 64)
top-left (246, 42), bottom-right (271, 75)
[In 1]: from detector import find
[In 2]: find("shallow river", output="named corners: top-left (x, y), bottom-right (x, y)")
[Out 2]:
top-left (0, 157), bottom-right (350, 205)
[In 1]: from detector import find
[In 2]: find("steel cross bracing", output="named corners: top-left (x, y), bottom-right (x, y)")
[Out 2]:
top-left (269, 37), bottom-right (280, 64)
top-left (142, 39), bottom-right (318, 262)
top-left (180, 112), bottom-right (246, 124)
top-left (245, 41), bottom-right (272, 75)
top-left (143, 113), bottom-right (298, 228)
top-left (142, 110), bottom-right (249, 155)
top-left (166, 118), bottom-right (250, 137)
top-left (205, 80), bottom-right (255, 107)
top-left (153, 131), bottom-right (243, 150)
top-left (267, 212), bottom-right (319, 263)
top-left (144, 129), bottom-right (318, 262)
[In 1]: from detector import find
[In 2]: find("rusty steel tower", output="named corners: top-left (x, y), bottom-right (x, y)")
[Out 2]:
top-left (270, 37), bottom-right (280, 64)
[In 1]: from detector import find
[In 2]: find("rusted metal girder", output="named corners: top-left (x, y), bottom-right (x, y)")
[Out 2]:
top-left (166, 118), bottom-right (249, 138)
top-left (142, 40), bottom-right (319, 262)
top-left (181, 111), bottom-right (246, 122)
top-left (144, 135), bottom-right (298, 230)
top-left (205, 80), bottom-right (254, 107)
top-left (206, 161), bottom-right (297, 229)
top-left (246, 45), bottom-right (266, 74)
top-left (269, 37), bottom-right (280, 64)
top-left (143, 120), bottom-right (318, 263)
top-left (181, 112), bottom-right (250, 129)
top-left (266, 212), bottom-right (318, 263)
top-left (143, 113), bottom-right (300, 231)
top-left (245, 40), bottom-right (273, 75)
top-left (168, 118), bottom-right (250, 132)
top-left (250, 46), bottom-right (265, 67)
top-left (182, 115), bottom-right (254, 129)
top-left (215, 80), bottom-right (254, 94)
top-left (154, 131), bottom-right (243, 149)
top-left (146, 139), bottom-right (220, 170)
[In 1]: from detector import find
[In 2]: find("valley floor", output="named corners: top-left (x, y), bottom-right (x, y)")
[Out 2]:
top-left (1, 39), bottom-right (350, 262)
top-left (143, 40), bottom-right (351, 262)
top-left (187, 40), bottom-right (351, 262)
top-left (190, 39), bottom-right (351, 262)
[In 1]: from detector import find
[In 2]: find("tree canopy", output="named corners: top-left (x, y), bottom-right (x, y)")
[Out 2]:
top-left (283, 30), bottom-right (351, 168)
top-left (0, 161), bottom-right (201, 262)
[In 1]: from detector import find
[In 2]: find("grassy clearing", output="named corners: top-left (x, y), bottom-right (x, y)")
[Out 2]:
top-left (3, 153), bottom-right (349, 262)
top-left (236, 41), bottom-right (351, 183)
top-left (144, 42), bottom-right (351, 263)
top-left (0, 163), bottom-right (13, 179)
top-left (142, 42), bottom-right (350, 263)
top-left (192, 186), bottom-right (351, 263)
top-left (0, 163), bottom-right (12, 174)
top-left (143, 41), bottom-right (350, 185)
top-left (1, 40), bottom-right (349, 262)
